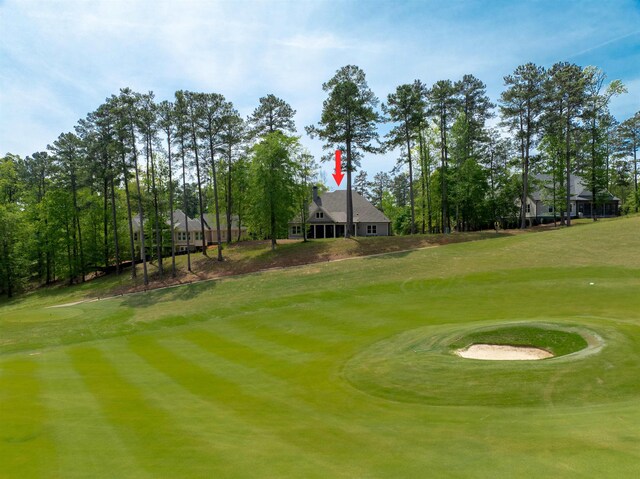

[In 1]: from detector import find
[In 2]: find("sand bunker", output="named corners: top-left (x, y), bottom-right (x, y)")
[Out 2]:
top-left (456, 344), bottom-right (554, 361)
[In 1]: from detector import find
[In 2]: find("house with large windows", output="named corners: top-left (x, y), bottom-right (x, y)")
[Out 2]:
top-left (132, 209), bottom-right (210, 253)
top-left (289, 187), bottom-right (391, 239)
top-left (522, 174), bottom-right (620, 223)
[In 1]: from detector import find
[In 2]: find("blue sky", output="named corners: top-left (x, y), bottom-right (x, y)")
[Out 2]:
top-left (1, 0), bottom-right (639, 183)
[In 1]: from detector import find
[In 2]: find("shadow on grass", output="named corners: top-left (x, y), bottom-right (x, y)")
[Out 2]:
top-left (122, 280), bottom-right (215, 308)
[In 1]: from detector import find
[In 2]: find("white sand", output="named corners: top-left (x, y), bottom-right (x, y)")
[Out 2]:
top-left (456, 344), bottom-right (554, 361)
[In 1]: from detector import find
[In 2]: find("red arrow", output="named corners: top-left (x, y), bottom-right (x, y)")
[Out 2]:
top-left (333, 149), bottom-right (344, 186)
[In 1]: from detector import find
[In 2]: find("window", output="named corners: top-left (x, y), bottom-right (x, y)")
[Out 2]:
top-left (291, 225), bottom-right (302, 235)
top-left (194, 231), bottom-right (202, 241)
top-left (526, 204), bottom-right (531, 213)
top-left (548, 206), bottom-right (554, 213)
top-left (315, 211), bottom-right (324, 219)
top-left (177, 231), bottom-right (188, 241)
top-left (133, 232), bottom-right (138, 241)
top-left (367, 225), bottom-right (377, 235)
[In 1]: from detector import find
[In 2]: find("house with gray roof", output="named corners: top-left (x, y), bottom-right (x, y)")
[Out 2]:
top-left (132, 209), bottom-right (209, 252)
top-left (202, 213), bottom-right (248, 243)
top-left (289, 187), bottom-right (391, 239)
top-left (523, 174), bottom-right (620, 222)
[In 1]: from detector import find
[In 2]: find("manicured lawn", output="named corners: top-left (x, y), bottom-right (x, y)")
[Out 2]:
top-left (1, 216), bottom-right (640, 477)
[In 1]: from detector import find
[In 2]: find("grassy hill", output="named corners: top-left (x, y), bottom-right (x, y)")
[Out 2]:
top-left (1, 216), bottom-right (639, 477)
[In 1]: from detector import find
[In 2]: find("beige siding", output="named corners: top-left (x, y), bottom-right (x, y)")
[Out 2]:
top-left (173, 231), bottom-right (204, 249)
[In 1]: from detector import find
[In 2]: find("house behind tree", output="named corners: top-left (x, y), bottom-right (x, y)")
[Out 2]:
top-left (522, 174), bottom-right (620, 222)
top-left (289, 187), bottom-right (391, 239)
top-left (132, 210), bottom-right (248, 254)
top-left (202, 213), bottom-right (248, 243)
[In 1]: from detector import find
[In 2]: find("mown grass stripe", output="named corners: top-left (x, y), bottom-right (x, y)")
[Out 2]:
top-left (0, 358), bottom-right (57, 478)
top-left (243, 319), bottom-right (343, 353)
top-left (38, 352), bottom-right (141, 478)
top-left (174, 330), bottom-right (388, 420)
top-left (128, 335), bottom-right (380, 475)
top-left (192, 320), bottom-right (316, 363)
top-left (181, 329), bottom-right (308, 376)
top-left (105, 340), bottom-right (344, 478)
top-left (68, 346), bottom-right (223, 478)
top-left (158, 335), bottom-right (313, 404)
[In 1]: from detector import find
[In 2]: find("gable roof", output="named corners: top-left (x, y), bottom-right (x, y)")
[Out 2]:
top-left (202, 213), bottom-right (247, 230)
top-left (132, 209), bottom-right (206, 232)
top-left (529, 174), bottom-right (620, 202)
top-left (173, 209), bottom-right (206, 231)
top-left (309, 190), bottom-right (390, 223)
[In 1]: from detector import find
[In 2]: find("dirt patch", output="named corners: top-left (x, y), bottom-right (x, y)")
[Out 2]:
top-left (456, 344), bottom-right (554, 361)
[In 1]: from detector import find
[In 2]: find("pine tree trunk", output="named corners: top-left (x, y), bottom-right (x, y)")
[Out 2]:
top-left (634, 136), bottom-right (638, 213)
top-left (167, 132), bottom-right (177, 278)
top-left (121, 151), bottom-right (136, 278)
top-left (45, 217), bottom-right (51, 284)
top-left (591, 116), bottom-right (598, 221)
top-left (149, 136), bottom-right (163, 276)
top-left (552, 167), bottom-right (557, 227)
top-left (420, 176), bottom-right (426, 234)
top-left (65, 219), bottom-right (73, 285)
top-left (110, 176), bottom-right (121, 274)
top-left (103, 177), bottom-right (110, 270)
top-left (440, 111), bottom-right (449, 234)
top-left (180, 139), bottom-right (192, 272)
top-left (190, 127), bottom-right (208, 256)
top-left (226, 145), bottom-right (232, 245)
top-left (346, 140), bottom-right (353, 238)
top-left (405, 123), bottom-right (416, 234)
top-left (521, 155), bottom-right (529, 230)
top-left (71, 173), bottom-right (85, 282)
top-left (565, 112), bottom-right (572, 227)
top-left (130, 129), bottom-right (149, 286)
top-left (206, 133), bottom-right (223, 261)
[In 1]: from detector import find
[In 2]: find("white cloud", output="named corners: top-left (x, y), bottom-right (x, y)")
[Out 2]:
top-left (1, 0), bottom-right (639, 179)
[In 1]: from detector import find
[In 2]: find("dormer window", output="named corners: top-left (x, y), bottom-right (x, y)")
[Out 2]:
top-left (316, 212), bottom-right (324, 219)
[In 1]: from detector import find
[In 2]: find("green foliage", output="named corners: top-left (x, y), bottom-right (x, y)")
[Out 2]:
top-left (384, 81), bottom-right (428, 233)
top-left (248, 94), bottom-right (297, 138)
top-left (617, 112), bottom-right (640, 212)
top-left (247, 132), bottom-right (300, 248)
top-left (307, 65), bottom-right (381, 164)
top-left (383, 81), bottom-right (426, 151)
top-left (3, 68), bottom-right (638, 297)
top-left (0, 155), bottom-right (30, 296)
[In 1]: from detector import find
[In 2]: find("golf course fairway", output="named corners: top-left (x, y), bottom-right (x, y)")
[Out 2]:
top-left (1, 217), bottom-right (640, 478)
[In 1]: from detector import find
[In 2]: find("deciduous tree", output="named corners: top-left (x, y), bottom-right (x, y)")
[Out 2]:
top-left (247, 132), bottom-right (299, 250)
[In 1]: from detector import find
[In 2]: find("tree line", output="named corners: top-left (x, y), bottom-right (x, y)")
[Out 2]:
top-left (1, 88), bottom-right (317, 297)
top-left (1, 62), bottom-right (639, 297)
top-left (351, 63), bottom-right (637, 235)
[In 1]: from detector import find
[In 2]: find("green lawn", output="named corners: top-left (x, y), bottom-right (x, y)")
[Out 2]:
top-left (1, 216), bottom-right (640, 477)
